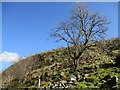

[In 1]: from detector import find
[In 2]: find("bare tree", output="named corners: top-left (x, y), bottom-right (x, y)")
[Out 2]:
top-left (50, 3), bottom-right (110, 71)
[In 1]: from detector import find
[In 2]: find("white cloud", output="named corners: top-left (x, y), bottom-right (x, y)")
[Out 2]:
top-left (0, 51), bottom-right (24, 62)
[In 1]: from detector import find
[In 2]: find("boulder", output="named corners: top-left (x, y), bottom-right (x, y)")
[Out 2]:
top-left (100, 76), bottom-right (118, 88)
top-left (101, 74), bottom-right (111, 81)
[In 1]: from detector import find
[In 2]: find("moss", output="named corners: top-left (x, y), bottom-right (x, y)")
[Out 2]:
top-left (76, 81), bottom-right (87, 88)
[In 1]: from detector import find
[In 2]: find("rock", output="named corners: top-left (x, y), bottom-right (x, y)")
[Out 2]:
top-left (69, 75), bottom-right (76, 82)
top-left (50, 80), bottom-right (69, 89)
top-left (60, 80), bottom-right (67, 84)
top-left (76, 69), bottom-right (81, 72)
top-left (116, 76), bottom-right (119, 82)
top-left (66, 78), bottom-right (71, 82)
top-left (83, 67), bottom-right (91, 74)
top-left (70, 77), bottom-right (76, 81)
top-left (60, 72), bottom-right (65, 76)
top-left (94, 82), bottom-right (98, 86)
top-left (69, 80), bottom-right (77, 86)
top-left (61, 82), bottom-right (68, 88)
top-left (53, 82), bottom-right (60, 88)
top-left (100, 83), bottom-right (108, 88)
top-left (69, 81), bottom-right (73, 84)
top-left (115, 69), bottom-right (118, 73)
top-left (85, 78), bottom-right (94, 82)
top-left (91, 68), bottom-right (97, 72)
top-left (67, 75), bottom-right (77, 86)
top-left (101, 74), bottom-right (111, 81)
top-left (76, 74), bottom-right (83, 82)
top-left (115, 55), bottom-right (120, 67)
top-left (115, 69), bottom-right (120, 73)
top-left (111, 76), bottom-right (118, 84)
top-left (44, 72), bottom-right (49, 77)
top-left (100, 76), bottom-right (118, 88)
top-left (59, 83), bottom-right (62, 87)
top-left (84, 73), bottom-right (89, 77)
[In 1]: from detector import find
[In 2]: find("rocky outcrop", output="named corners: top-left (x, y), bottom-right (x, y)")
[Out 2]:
top-left (100, 76), bottom-right (119, 88)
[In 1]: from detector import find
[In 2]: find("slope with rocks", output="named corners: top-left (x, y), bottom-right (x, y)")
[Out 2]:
top-left (1, 38), bottom-right (120, 89)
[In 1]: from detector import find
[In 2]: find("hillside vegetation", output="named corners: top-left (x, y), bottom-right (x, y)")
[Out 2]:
top-left (1, 38), bottom-right (120, 89)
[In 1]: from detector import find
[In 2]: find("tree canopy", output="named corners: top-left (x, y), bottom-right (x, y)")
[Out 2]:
top-left (50, 3), bottom-right (110, 70)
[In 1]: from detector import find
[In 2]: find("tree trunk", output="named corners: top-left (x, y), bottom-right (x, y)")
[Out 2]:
top-left (73, 59), bottom-right (77, 71)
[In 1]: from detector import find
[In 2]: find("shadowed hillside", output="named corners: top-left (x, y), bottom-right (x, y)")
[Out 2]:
top-left (1, 38), bottom-right (120, 89)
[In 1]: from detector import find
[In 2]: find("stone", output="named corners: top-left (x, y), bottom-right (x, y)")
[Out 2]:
top-left (69, 80), bottom-right (77, 86)
top-left (116, 76), bottom-right (119, 82)
top-left (117, 70), bottom-right (120, 73)
top-left (59, 83), bottom-right (62, 87)
top-left (69, 81), bottom-right (73, 84)
top-left (60, 80), bottom-right (67, 84)
top-left (100, 76), bottom-right (118, 88)
top-left (71, 77), bottom-right (76, 81)
top-left (76, 74), bottom-right (83, 82)
top-left (54, 81), bottom-right (69, 89)
top-left (66, 77), bottom-right (71, 82)
top-left (44, 72), bottom-right (49, 77)
top-left (61, 83), bottom-right (67, 88)
top-left (69, 75), bottom-right (77, 83)
top-left (60, 72), bottom-right (65, 76)
top-left (102, 74), bottom-right (111, 81)
top-left (100, 83), bottom-right (108, 88)
top-left (110, 76), bottom-right (118, 85)
top-left (85, 78), bottom-right (94, 82)
top-left (84, 73), bottom-right (89, 77)
top-left (71, 81), bottom-right (77, 86)
top-left (54, 83), bottom-right (58, 88)
top-left (70, 75), bottom-right (77, 80)
top-left (67, 76), bottom-right (77, 86)
top-left (91, 68), bottom-right (97, 72)
top-left (115, 69), bottom-right (120, 73)
top-left (83, 67), bottom-right (91, 74)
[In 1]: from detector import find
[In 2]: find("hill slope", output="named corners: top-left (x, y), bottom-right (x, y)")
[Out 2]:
top-left (1, 38), bottom-right (120, 89)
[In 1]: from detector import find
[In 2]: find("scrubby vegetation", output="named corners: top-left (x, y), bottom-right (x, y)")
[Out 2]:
top-left (1, 38), bottom-right (120, 89)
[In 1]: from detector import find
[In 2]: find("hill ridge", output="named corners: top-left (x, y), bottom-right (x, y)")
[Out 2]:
top-left (1, 38), bottom-right (120, 88)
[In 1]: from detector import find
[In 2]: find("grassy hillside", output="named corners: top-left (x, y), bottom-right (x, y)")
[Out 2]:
top-left (1, 38), bottom-right (120, 89)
